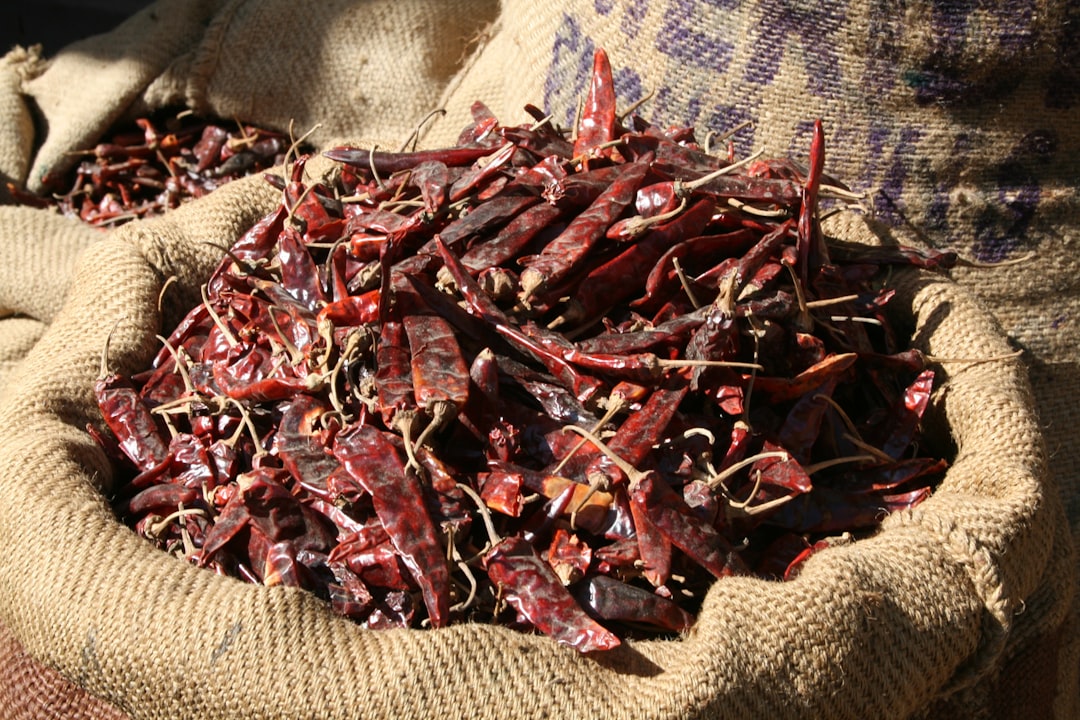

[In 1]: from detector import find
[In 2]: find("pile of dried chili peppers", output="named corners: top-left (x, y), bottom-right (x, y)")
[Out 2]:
top-left (9, 110), bottom-right (291, 226)
top-left (92, 50), bottom-right (955, 653)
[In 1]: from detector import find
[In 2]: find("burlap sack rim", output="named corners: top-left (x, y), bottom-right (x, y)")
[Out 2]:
top-left (0, 169), bottom-right (1065, 718)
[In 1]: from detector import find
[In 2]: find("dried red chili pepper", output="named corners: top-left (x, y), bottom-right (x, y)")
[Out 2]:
top-left (484, 535), bottom-right (620, 653)
top-left (332, 424), bottom-right (451, 628)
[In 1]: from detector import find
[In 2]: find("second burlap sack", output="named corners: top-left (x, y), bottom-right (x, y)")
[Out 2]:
top-left (0, 138), bottom-right (1069, 719)
top-left (0, 0), bottom-right (499, 385)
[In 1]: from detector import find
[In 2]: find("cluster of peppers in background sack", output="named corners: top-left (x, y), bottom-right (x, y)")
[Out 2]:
top-left (8, 111), bottom-right (291, 226)
top-left (91, 50), bottom-right (954, 653)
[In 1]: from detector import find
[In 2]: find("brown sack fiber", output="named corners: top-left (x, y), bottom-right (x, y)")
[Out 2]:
top-left (14, 0), bottom-right (499, 194)
top-left (0, 144), bottom-right (1068, 718)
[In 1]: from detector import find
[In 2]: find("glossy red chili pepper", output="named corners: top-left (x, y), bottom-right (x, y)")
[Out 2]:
top-left (797, 119), bottom-right (827, 288)
top-left (573, 47), bottom-right (618, 165)
top-left (555, 198), bottom-right (718, 328)
top-left (95, 373), bottom-right (170, 473)
top-left (277, 227), bottom-right (326, 312)
top-left (403, 313), bottom-right (471, 430)
top-left (317, 289), bottom-right (380, 328)
top-left (332, 424), bottom-right (451, 628)
top-left (575, 575), bottom-right (694, 633)
top-left (324, 144), bottom-right (502, 174)
top-left (484, 535), bottom-right (620, 653)
top-left (518, 161), bottom-right (651, 301)
top-left (437, 239), bottom-right (603, 403)
top-left (437, 194), bottom-right (540, 249)
top-left (631, 471), bottom-right (744, 579)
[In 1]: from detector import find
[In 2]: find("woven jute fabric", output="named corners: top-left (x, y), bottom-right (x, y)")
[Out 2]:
top-left (0, 46), bottom-right (37, 202)
top-left (12, 0), bottom-right (499, 194)
top-left (0, 620), bottom-right (129, 720)
top-left (0, 0), bottom-right (499, 383)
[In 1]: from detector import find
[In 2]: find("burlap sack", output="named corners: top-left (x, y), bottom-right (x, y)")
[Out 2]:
top-left (428, 2), bottom-right (1080, 715)
top-left (0, 46), bottom-right (36, 203)
top-left (0, 119), bottom-right (1068, 720)
top-left (0, 0), bottom-right (500, 382)
top-left (13, 0), bottom-right (500, 194)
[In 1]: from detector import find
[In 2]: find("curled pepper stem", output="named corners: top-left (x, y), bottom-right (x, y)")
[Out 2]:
top-left (561, 424), bottom-right (643, 488)
top-left (144, 506), bottom-right (208, 540)
top-left (98, 317), bottom-right (123, 379)
top-left (706, 451), bottom-right (789, 492)
top-left (674, 148), bottom-right (766, 196)
top-left (201, 284), bottom-right (238, 347)
top-left (728, 198), bottom-right (790, 217)
top-left (412, 402), bottom-right (455, 459)
top-left (840, 433), bottom-right (896, 464)
top-left (616, 88), bottom-right (655, 123)
top-left (154, 334), bottom-right (195, 395)
top-left (456, 482), bottom-right (501, 548)
top-left (397, 108), bottom-right (447, 153)
top-left (672, 256), bottom-right (701, 309)
top-left (550, 391), bottom-right (629, 476)
top-left (157, 276), bottom-right (178, 314)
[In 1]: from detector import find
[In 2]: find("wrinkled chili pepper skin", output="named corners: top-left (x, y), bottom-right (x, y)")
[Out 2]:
top-left (95, 375), bottom-right (170, 472)
top-left (403, 314), bottom-right (470, 417)
top-left (518, 161), bottom-right (651, 299)
top-left (576, 575), bottom-right (693, 633)
top-left (632, 473), bottom-right (743, 580)
top-left (484, 535), bottom-right (620, 653)
top-left (573, 48), bottom-right (618, 164)
top-left (332, 424), bottom-right (450, 628)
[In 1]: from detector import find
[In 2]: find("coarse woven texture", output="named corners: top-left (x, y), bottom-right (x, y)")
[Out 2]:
top-left (0, 124), bottom-right (1068, 720)
top-left (429, 2), bottom-right (1080, 715)
top-left (16, 0), bottom-right (500, 194)
top-left (0, 620), bottom-right (129, 720)
top-left (0, 46), bottom-right (37, 202)
top-left (0, 206), bottom-right (101, 394)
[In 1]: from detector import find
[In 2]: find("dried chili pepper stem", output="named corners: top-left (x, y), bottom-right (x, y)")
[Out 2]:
top-left (145, 506), bottom-right (207, 542)
top-left (727, 198), bottom-right (789, 217)
top-left (550, 387), bottom-right (635, 476)
top-left (672, 257), bottom-right (701, 309)
top-left (611, 197), bottom-right (689, 240)
top-left (724, 471), bottom-right (795, 519)
top-left (705, 451), bottom-right (790, 492)
top-left (561, 424), bottom-right (642, 490)
top-left (201, 285), bottom-right (238, 347)
top-left (456, 482), bottom-right (502, 549)
top-left (802, 455), bottom-right (878, 475)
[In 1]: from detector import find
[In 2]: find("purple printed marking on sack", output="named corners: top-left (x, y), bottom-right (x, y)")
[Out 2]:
top-left (621, 0), bottom-right (649, 40)
top-left (868, 126), bottom-right (922, 226)
top-left (907, 0), bottom-right (1036, 104)
top-left (861, 0), bottom-right (903, 96)
top-left (741, 0), bottom-right (845, 98)
top-left (544, 15), bottom-right (596, 128)
top-left (931, 0), bottom-right (1036, 56)
top-left (594, 0), bottom-right (615, 14)
top-left (653, 87), bottom-right (705, 130)
top-left (655, 0), bottom-right (736, 72)
top-left (614, 67), bottom-right (646, 114)
top-left (971, 130), bottom-right (1053, 263)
